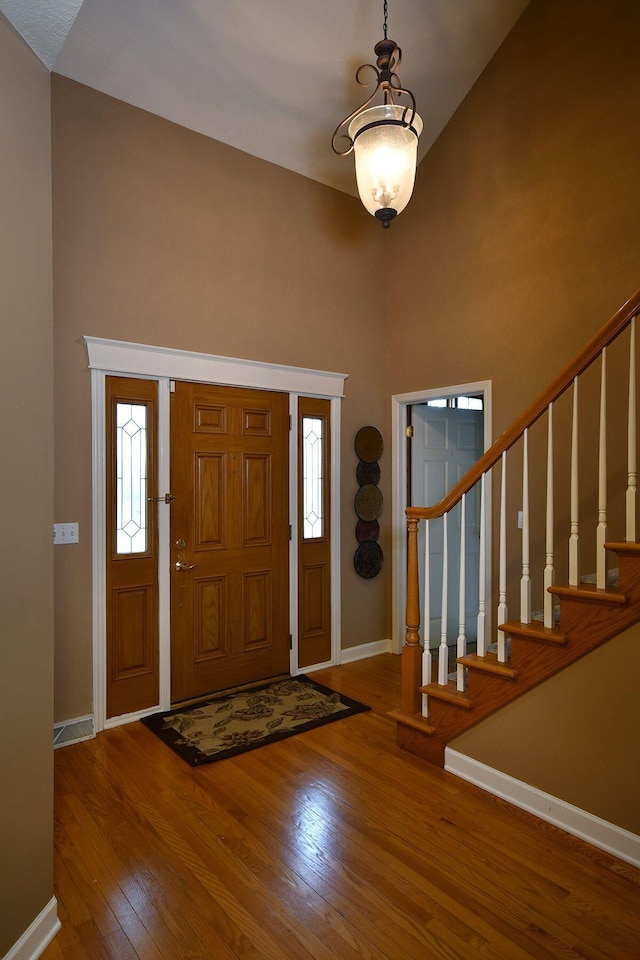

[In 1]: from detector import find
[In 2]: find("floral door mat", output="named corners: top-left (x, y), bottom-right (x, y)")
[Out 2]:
top-left (141, 675), bottom-right (370, 766)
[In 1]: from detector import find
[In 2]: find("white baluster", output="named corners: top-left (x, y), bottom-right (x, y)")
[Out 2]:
top-left (421, 519), bottom-right (431, 717)
top-left (544, 403), bottom-right (555, 628)
top-left (438, 512), bottom-right (449, 686)
top-left (597, 348), bottom-right (608, 588)
top-left (477, 474), bottom-right (487, 657)
top-left (627, 316), bottom-right (637, 543)
top-left (497, 453), bottom-right (508, 662)
top-left (569, 377), bottom-right (579, 586)
top-left (520, 429), bottom-right (531, 624)
top-left (457, 495), bottom-right (467, 692)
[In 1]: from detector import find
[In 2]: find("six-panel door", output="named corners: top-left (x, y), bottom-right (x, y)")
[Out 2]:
top-left (169, 382), bottom-right (290, 702)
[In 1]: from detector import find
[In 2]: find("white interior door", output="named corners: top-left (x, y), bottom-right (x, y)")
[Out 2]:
top-left (410, 403), bottom-right (483, 648)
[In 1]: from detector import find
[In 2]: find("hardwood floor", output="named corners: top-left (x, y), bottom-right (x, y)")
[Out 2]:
top-left (43, 654), bottom-right (639, 960)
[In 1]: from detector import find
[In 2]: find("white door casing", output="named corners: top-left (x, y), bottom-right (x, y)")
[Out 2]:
top-left (85, 337), bottom-right (347, 731)
top-left (391, 381), bottom-right (492, 655)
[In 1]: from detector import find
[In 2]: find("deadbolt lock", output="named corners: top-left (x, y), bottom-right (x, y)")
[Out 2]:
top-left (175, 538), bottom-right (186, 549)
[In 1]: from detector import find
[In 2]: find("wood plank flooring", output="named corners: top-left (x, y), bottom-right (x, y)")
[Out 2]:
top-left (43, 654), bottom-right (640, 960)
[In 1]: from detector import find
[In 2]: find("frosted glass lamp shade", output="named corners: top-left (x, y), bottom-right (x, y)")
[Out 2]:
top-left (348, 104), bottom-right (422, 222)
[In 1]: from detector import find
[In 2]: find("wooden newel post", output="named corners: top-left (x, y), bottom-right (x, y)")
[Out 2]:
top-left (402, 516), bottom-right (422, 715)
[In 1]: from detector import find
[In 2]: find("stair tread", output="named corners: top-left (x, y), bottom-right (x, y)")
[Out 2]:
top-left (548, 582), bottom-right (626, 605)
top-left (605, 540), bottom-right (640, 556)
top-left (457, 652), bottom-right (518, 679)
top-left (387, 708), bottom-right (436, 735)
top-left (420, 680), bottom-right (473, 709)
top-left (499, 619), bottom-right (567, 644)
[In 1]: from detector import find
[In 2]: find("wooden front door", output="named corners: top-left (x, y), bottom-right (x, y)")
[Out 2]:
top-left (170, 382), bottom-right (290, 703)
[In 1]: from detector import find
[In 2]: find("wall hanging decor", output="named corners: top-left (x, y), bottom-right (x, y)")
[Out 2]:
top-left (354, 483), bottom-right (383, 522)
top-left (356, 459), bottom-right (381, 486)
top-left (353, 425), bottom-right (383, 578)
top-left (354, 424), bottom-right (384, 463)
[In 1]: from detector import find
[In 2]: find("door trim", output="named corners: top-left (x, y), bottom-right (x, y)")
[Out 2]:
top-left (391, 380), bottom-right (492, 655)
top-left (86, 337), bottom-right (347, 731)
top-left (85, 337), bottom-right (348, 397)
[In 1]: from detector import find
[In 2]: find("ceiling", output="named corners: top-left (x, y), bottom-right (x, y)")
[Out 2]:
top-left (1, 0), bottom-right (530, 196)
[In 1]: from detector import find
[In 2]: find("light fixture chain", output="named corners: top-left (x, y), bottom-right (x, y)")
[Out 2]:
top-left (383, 0), bottom-right (388, 40)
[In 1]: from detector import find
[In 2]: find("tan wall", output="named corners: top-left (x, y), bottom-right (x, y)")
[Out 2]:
top-left (52, 76), bottom-right (389, 722)
top-left (451, 624), bottom-right (640, 834)
top-left (389, 0), bottom-right (640, 828)
top-left (390, 0), bottom-right (640, 414)
top-left (0, 16), bottom-right (55, 955)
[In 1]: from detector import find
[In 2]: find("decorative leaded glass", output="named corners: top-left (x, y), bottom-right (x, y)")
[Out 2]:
top-left (302, 416), bottom-right (324, 539)
top-left (116, 402), bottom-right (148, 554)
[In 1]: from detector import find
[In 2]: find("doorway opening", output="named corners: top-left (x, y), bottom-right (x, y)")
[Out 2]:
top-left (87, 337), bottom-right (346, 731)
top-left (391, 381), bottom-right (492, 655)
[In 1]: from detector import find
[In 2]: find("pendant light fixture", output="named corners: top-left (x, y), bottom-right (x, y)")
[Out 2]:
top-left (332, 0), bottom-right (422, 228)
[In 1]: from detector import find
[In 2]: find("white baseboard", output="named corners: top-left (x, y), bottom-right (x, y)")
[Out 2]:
top-left (5, 897), bottom-right (61, 960)
top-left (445, 749), bottom-right (640, 868)
top-left (339, 638), bottom-right (393, 664)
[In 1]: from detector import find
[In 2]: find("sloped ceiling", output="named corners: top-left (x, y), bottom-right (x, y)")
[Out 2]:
top-left (1, 0), bottom-right (530, 196)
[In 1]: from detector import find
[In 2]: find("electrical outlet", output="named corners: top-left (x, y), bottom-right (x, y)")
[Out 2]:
top-left (53, 522), bottom-right (79, 545)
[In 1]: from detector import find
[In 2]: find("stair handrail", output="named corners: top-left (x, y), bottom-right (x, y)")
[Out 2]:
top-left (407, 287), bottom-right (640, 523)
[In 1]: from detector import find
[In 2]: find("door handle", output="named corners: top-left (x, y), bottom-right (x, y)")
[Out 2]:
top-left (175, 560), bottom-right (197, 572)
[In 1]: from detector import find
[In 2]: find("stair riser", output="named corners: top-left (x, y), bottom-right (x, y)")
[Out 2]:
top-left (548, 599), bottom-right (638, 646)
top-left (397, 721), bottom-right (446, 766)
top-left (616, 554), bottom-right (640, 593)
top-left (507, 636), bottom-right (597, 681)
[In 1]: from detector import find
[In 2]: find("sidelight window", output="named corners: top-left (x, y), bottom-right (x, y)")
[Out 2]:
top-left (115, 402), bottom-right (148, 554)
top-left (302, 416), bottom-right (324, 539)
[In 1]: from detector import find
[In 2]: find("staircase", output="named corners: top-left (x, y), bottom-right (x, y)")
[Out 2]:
top-left (390, 289), bottom-right (640, 766)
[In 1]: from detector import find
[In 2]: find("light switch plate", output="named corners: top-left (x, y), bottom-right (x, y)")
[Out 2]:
top-left (53, 522), bottom-right (79, 544)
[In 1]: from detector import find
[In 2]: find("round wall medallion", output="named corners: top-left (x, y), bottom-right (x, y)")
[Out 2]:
top-left (356, 519), bottom-right (380, 543)
top-left (354, 425), bottom-right (383, 463)
top-left (356, 459), bottom-right (381, 486)
top-left (354, 483), bottom-right (383, 521)
top-left (354, 541), bottom-right (383, 578)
